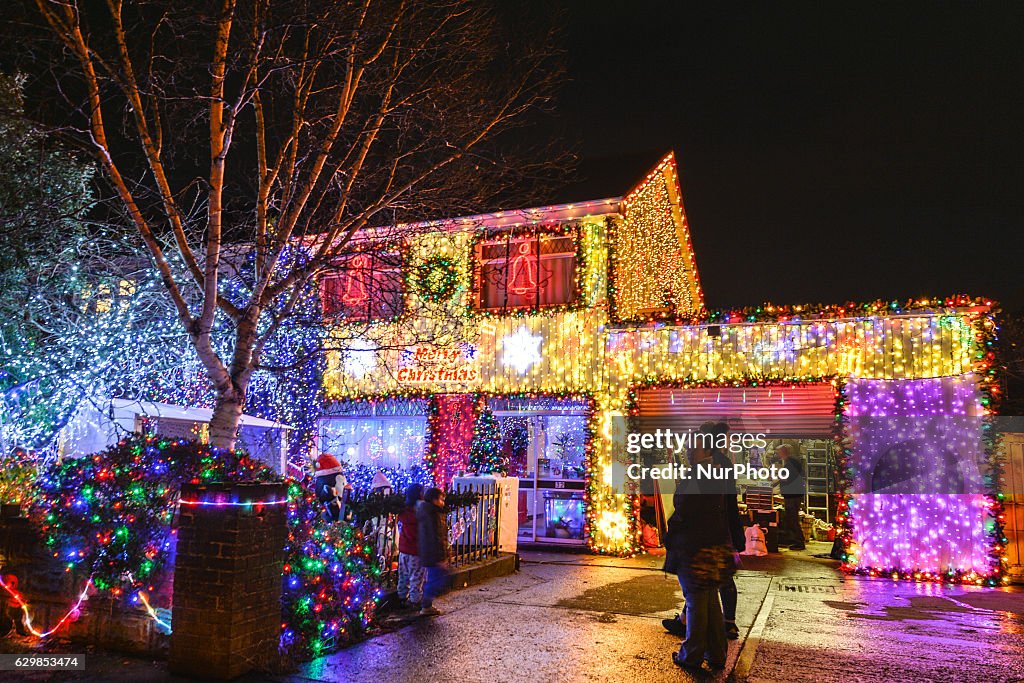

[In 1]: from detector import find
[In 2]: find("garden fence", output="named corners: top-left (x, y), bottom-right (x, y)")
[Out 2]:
top-left (356, 481), bottom-right (502, 591)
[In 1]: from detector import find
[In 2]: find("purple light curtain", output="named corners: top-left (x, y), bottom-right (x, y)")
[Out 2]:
top-left (845, 376), bottom-right (993, 575)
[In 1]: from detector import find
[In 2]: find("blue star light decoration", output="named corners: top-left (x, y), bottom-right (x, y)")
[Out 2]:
top-left (501, 325), bottom-right (543, 374)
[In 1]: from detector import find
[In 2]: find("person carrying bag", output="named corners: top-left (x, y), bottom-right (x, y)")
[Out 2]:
top-left (663, 429), bottom-right (737, 673)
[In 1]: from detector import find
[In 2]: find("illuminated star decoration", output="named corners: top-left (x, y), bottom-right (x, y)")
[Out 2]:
top-left (343, 338), bottom-right (377, 379)
top-left (501, 325), bottom-right (542, 374)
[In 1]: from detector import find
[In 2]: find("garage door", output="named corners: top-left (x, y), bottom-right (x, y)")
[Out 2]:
top-left (635, 383), bottom-right (836, 437)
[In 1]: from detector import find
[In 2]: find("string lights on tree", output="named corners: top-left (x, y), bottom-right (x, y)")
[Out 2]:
top-left (30, 436), bottom-right (275, 592)
top-left (468, 406), bottom-right (505, 475)
top-left (11, 434), bottom-right (392, 655)
top-left (280, 479), bottom-right (382, 659)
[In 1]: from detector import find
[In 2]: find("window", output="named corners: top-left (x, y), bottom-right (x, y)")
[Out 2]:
top-left (475, 229), bottom-right (579, 312)
top-left (80, 278), bottom-right (137, 315)
top-left (320, 249), bottom-right (403, 321)
top-left (319, 416), bottom-right (428, 471)
top-left (319, 399), bottom-right (428, 471)
top-left (487, 397), bottom-right (590, 544)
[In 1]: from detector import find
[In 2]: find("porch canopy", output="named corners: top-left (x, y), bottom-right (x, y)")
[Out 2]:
top-left (60, 398), bottom-right (291, 474)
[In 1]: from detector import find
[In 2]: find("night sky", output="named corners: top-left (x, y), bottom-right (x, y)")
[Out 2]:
top-left (538, 3), bottom-right (1024, 311)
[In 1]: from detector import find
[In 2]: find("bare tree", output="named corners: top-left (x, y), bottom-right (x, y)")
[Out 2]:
top-left (26, 0), bottom-right (564, 447)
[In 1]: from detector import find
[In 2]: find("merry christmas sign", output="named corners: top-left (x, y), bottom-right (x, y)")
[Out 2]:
top-left (396, 345), bottom-right (480, 383)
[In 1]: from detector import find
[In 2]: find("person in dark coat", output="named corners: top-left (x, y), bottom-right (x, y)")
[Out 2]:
top-left (416, 487), bottom-right (450, 616)
top-left (664, 422), bottom-right (742, 640)
top-left (711, 424), bottom-right (742, 639)
top-left (775, 444), bottom-right (806, 550)
top-left (663, 439), bottom-right (734, 672)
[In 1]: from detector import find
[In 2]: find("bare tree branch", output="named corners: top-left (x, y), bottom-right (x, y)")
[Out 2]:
top-left (22, 0), bottom-right (569, 447)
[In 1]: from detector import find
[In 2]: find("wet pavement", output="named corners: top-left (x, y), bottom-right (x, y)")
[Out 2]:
top-left (738, 556), bottom-right (1024, 682)
top-left (5, 542), bottom-right (1023, 682)
top-left (293, 549), bottom-right (718, 683)
top-left (291, 542), bottom-right (1024, 683)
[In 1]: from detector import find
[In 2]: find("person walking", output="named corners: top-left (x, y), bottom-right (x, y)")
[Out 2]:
top-left (663, 434), bottom-right (735, 673)
top-left (775, 444), bottom-right (806, 550)
top-left (663, 422), bottom-right (742, 640)
top-left (416, 487), bottom-right (451, 617)
top-left (711, 424), bottom-right (743, 640)
top-left (396, 483), bottom-right (424, 609)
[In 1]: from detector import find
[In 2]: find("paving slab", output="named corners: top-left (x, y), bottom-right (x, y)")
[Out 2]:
top-left (739, 555), bottom-right (1024, 683)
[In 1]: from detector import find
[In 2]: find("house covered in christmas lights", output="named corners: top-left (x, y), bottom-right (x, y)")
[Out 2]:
top-left (316, 152), bottom-right (1005, 584)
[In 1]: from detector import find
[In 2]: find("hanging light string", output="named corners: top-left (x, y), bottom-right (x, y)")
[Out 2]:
top-left (136, 591), bottom-right (171, 632)
top-left (0, 571), bottom-right (171, 640)
top-left (179, 498), bottom-right (289, 508)
top-left (0, 572), bottom-right (93, 638)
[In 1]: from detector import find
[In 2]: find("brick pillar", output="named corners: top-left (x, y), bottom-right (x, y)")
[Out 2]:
top-left (169, 483), bottom-right (288, 680)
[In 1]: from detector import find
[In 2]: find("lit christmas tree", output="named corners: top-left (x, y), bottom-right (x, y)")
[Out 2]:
top-left (468, 408), bottom-right (505, 475)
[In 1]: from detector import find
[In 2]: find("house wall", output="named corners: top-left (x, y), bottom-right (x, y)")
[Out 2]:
top-left (324, 308), bottom-right (991, 562)
top-left (613, 153), bottom-right (702, 319)
top-left (584, 312), bottom-right (988, 557)
top-left (1002, 432), bottom-right (1024, 583)
top-left (323, 219), bottom-right (612, 398)
top-left (318, 204), bottom-right (999, 573)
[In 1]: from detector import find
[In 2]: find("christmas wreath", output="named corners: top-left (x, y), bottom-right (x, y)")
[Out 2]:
top-left (415, 256), bottom-right (460, 302)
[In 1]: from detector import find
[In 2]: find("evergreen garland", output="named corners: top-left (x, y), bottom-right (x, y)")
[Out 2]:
top-left (348, 488), bottom-right (481, 522)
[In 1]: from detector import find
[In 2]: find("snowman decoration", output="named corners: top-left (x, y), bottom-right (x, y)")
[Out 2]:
top-left (314, 453), bottom-right (352, 523)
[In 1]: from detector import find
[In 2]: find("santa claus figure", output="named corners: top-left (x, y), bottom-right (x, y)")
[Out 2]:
top-left (314, 453), bottom-right (351, 523)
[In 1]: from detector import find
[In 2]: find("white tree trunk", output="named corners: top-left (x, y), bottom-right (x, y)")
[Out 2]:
top-left (208, 391), bottom-right (244, 450)
top-left (204, 310), bottom-right (259, 450)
